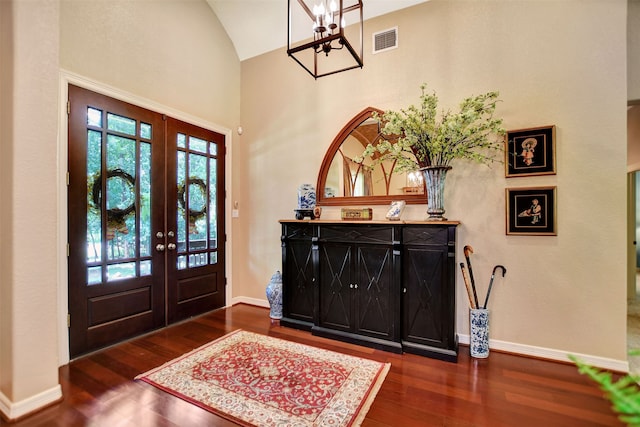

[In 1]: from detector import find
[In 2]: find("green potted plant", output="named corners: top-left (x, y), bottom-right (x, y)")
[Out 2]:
top-left (360, 83), bottom-right (506, 220)
top-left (571, 354), bottom-right (640, 425)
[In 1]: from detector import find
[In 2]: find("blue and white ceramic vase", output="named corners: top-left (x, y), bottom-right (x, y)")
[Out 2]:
top-left (297, 184), bottom-right (316, 209)
top-left (324, 187), bottom-right (336, 198)
top-left (266, 271), bottom-right (283, 319)
top-left (470, 308), bottom-right (489, 358)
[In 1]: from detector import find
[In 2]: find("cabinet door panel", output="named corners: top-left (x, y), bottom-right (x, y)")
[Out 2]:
top-left (321, 225), bottom-right (394, 244)
top-left (356, 245), bottom-right (395, 339)
top-left (319, 243), bottom-right (352, 331)
top-left (403, 246), bottom-right (448, 347)
top-left (403, 227), bottom-right (449, 246)
top-left (283, 239), bottom-right (315, 323)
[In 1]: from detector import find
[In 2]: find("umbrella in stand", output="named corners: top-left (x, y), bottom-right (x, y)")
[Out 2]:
top-left (483, 265), bottom-right (507, 309)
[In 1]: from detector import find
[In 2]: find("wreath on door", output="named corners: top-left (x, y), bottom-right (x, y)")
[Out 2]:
top-left (177, 177), bottom-right (207, 234)
top-left (90, 168), bottom-right (136, 239)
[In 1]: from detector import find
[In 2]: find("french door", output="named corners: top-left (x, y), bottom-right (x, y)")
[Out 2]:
top-left (68, 85), bottom-right (225, 357)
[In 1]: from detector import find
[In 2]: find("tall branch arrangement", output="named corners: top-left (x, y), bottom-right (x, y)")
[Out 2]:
top-left (360, 84), bottom-right (506, 171)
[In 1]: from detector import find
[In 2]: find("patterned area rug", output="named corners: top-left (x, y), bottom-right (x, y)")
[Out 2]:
top-left (135, 330), bottom-right (390, 426)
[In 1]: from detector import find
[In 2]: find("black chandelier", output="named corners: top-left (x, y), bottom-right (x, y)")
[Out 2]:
top-left (287, 0), bottom-right (363, 79)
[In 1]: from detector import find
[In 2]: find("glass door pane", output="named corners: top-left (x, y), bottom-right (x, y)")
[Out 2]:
top-left (85, 111), bottom-right (153, 284)
top-left (176, 134), bottom-right (219, 270)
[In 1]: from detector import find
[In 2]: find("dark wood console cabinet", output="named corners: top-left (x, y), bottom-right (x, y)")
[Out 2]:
top-left (280, 220), bottom-right (459, 362)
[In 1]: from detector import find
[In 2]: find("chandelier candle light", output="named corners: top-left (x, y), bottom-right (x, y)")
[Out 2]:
top-left (288, 0), bottom-right (363, 79)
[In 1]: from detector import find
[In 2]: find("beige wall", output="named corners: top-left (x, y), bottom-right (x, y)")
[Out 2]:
top-left (630, 0), bottom-right (640, 100)
top-left (1, 0), bottom-right (240, 420)
top-left (0, 0), bottom-right (62, 415)
top-left (238, 0), bottom-right (628, 362)
top-left (60, 0), bottom-right (240, 127)
top-left (0, 0), bottom-right (12, 406)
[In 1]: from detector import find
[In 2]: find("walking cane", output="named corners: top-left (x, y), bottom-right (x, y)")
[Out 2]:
top-left (463, 245), bottom-right (480, 309)
top-left (483, 265), bottom-right (507, 309)
top-left (460, 263), bottom-right (476, 309)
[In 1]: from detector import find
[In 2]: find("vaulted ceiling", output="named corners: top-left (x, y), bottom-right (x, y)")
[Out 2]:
top-left (205, 0), bottom-right (428, 61)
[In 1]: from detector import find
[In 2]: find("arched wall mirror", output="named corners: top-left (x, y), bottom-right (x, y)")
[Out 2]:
top-left (316, 107), bottom-right (427, 206)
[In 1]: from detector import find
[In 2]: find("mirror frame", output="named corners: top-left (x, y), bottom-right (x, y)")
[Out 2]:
top-left (316, 107), bottom-right (427, 206)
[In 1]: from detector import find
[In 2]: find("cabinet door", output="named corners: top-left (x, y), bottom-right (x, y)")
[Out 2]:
top-left (318, 242), bottom-right (353, 332)
top-left (283, 239), bottom-right (315, 323)
top-left (402, 226), bottom-right (455, 351)
top-left (355, 244), bottom-right (396, 340)
top-left (282, 224), bottom-right (315, 327)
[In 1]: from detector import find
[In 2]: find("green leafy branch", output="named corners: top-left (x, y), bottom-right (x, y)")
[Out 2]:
top-left (358, 83), bottom-right (506, 172)
top-left (570, 354), bottom-right (640, 426)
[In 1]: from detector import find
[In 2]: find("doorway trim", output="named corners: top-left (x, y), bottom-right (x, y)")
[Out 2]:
top-left (629, 101), bottom-right (640, 301)
top-left (57, 69), bottom-right (234, 365)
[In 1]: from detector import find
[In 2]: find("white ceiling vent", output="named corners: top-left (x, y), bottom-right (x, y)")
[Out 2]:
top-left (372, 27), bottom-right (398, 54)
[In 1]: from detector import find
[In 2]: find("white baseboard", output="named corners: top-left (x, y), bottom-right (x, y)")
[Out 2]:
top-left (230, 296), bottom-right (270, 309)
top-left (458, 334), bottom-right (629, 373)
top-left (227, 299), bottom-right (629, 373)
top-left (0, 385), bottom-right (62, 421)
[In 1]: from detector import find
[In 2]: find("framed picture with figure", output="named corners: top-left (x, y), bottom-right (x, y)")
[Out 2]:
top-left (505, 125), bottom-right (556, 177)
top-left (506, 187), bottom-right (557, 235)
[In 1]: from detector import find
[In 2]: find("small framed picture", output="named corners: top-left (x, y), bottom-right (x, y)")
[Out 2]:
top-left (505, 125), bottom-right (556, 177)
top-left (386, 200), bottom-right (406, 221)
top-left (506, 187), bottom-right (557, 235)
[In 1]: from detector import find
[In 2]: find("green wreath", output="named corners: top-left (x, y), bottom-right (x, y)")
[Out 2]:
top-left (177, 177), bottom-right (208, 222)
top-left (91, 168), bottom-right (136, 230)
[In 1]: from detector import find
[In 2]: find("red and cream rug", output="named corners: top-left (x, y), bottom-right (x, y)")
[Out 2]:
top-left (135, 329), bottom-right (390, 427)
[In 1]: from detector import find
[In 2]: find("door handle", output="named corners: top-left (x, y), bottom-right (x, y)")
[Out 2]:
top-left (156, 244), bottom-right (165, 252)
top-left (167, 243), bottom-right (176, 251)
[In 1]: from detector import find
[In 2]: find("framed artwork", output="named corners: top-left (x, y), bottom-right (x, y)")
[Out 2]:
top-left (505, 125), bottom-right (556, 177)
top-left (506, 187), bottom-right (557, 235)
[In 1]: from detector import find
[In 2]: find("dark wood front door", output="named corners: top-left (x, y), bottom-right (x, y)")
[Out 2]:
top-left (68, 85), bottom-right (225, 357)
top-left (166, 118), bottom-right (226, 323)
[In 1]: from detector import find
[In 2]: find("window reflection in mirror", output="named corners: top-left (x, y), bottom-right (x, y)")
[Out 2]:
top-left (317, 107), bottom-right (427, 206)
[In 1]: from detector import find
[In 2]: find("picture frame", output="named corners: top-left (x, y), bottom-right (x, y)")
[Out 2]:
top-left (506, 187), bottom-right (557, 235)
top-left (505, 125), bottom-right (556, 177)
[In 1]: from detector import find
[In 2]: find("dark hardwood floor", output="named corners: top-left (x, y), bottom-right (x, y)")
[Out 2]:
top-left (4, 304), bottom-right (623, 426)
